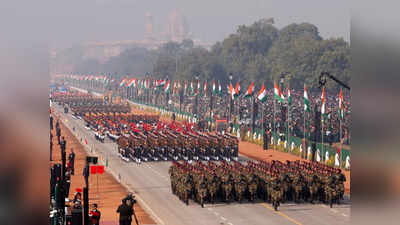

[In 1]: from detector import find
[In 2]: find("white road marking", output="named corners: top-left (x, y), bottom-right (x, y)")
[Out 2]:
top-left (220, 216), bottom-right (227, 221)
top-left (214, 212), bottom-right (219, 216)
top-left (342, 213), bottom-right (348, 217)
top-left (227, 223), bottom-right (234, 225)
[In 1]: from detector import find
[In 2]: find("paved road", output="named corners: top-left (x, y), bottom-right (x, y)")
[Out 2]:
top-left (54, 105), bottom-right (350, 225)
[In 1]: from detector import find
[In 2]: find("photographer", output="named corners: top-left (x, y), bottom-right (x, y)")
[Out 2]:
top-left (125, 193), bottom-right (139, 225)
top-left (117, 193), bottom-right (139, 225)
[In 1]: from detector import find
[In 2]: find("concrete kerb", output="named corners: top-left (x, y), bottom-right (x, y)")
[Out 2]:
top-left (60, 111), bottom-right (164, 225)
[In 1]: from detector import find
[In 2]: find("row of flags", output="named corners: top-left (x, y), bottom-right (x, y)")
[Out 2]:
top-left (64, 74), bottom-right (345, 118)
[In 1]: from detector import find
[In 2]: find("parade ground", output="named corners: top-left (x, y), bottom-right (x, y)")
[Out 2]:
top-left (52, 104), bottom-right (350, 225)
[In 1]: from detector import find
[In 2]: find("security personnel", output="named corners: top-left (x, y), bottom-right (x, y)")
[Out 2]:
top-left (50, 114), bottom-right (54, 130)
top-left (56, 126), bottom-right (61, 144)
top-left (117, 199), bottom-right (133, 225)
top-left (60, 136), bottom-right (66, 152)
top-left (68, 148), bottom-right (75, 175)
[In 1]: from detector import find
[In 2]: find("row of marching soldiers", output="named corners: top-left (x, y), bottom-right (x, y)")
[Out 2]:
top-left (117, 130), bottom-right (239, 163)
top-left (71, 103), bottom-right (130, 117)
top-left (51, 91), bottom-right (131, 117)
top-left (84, 113), bottom-right (159, 142)
top-left (169, 160), bottom-right (346, 210)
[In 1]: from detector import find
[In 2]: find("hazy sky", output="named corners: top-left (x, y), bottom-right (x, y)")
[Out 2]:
top-left (6, 0), bottom-right (349, 48)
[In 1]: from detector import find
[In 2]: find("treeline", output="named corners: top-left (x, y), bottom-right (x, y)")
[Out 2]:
top-left (62, 19), bottom-right (350, 90)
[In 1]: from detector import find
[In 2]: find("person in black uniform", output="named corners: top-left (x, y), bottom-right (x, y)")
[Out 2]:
top-left (64, 171), bottom-right (71, 198)
top-left (117, 199), bottom-right (134, 225)
top-left (50, 114), bottom-right (53, 130)
top-left (68, 148), bottom-right (75, 175)
top-left (56, 126), bottom-right (61, 144)
top-left (60, 136), bottom-right (66, 152)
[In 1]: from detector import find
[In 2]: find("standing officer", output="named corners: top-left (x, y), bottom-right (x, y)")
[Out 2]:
top-left (56, 126), bottom-right (61, 144)
top-left (60, 136), bottom-right (67, 152)
top-left (117, 199), bottom-right (133, 225)
top-left (68, 148), bottom-right (75, 175)
top-left (64, 171), bottom-right (71, 198)
top-left (50, 114), bottom-right (54, 130)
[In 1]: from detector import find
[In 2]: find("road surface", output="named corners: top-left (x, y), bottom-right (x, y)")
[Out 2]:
top-left (54, 105), bottom-right (350, 225)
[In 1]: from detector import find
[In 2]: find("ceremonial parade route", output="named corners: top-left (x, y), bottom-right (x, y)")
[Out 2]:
top-left (54, 105), bottom-right (350, 225)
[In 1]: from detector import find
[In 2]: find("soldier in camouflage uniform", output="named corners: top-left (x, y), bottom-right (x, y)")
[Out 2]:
top-left (271, 176), bottom-right (283, 211)
top-left (196, 175), bottom-right (208, 208)
top-left (233, 172), bottom-right (246, 203)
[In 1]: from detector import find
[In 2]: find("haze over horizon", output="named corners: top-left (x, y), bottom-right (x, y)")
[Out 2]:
top-left (49, 0), bottom-right (349, 48)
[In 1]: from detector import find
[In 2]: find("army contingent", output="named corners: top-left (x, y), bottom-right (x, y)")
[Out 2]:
top-left (169, 160), bottom-right (346, 210)
top-left (117, 129), bottom-right (239, 163)
top-left (52, 90), bottom-right (239, 163)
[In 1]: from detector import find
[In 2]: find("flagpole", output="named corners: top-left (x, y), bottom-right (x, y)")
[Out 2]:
top-left (321, 115), bottom-right (324, 162)
top-left (304, 109), bottom-right (306, 159)
top-left (339, 116), bottom-right (342, 167)
top-left (261, 100), bottom-right (264, 148)
top-left (287, 88), bottom-right (289, 153)
top-left (273, 89), bottom-right (276, 151)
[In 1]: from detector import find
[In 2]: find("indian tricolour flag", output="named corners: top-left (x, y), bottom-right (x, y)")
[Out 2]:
top-left (229, 83), bottom-right (235, 100)
top-left (120, 78), bottom-right (127, 87)
top-left (190, 80), bottom-right (194, 96)
top-left (274, 82), bottom-right (284, 103)
top-left (257, 83), bottom-right (267, 102)
top-left (218, 81), bottom-right (222, 97)
top-left (127, 78), bottom-right (136, 87)
top-left (244, 82), bottom-right (255, 98)
top-left (157, 80), bottom-right (166, 88)
top-left (234, 81), bottom-right (240, 96)
top-left (203, 80), bottom-right (208, 97)
top-left (184, 81), bottom-right (187, 95)
top-left (196, 80), bottom-right (201, 95)
top-left (176, 81), bottom-right (181, 96)
top-left (321, 87), bottom-right (326, 115)
top-left (212, 80), bottom-right (216, 96)
top-left (304, 84), bottom-right (310, 112)
top-left (338, 89), bottom-right (344, 120)
top-left (164, 80), bottom-right (170, 93)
